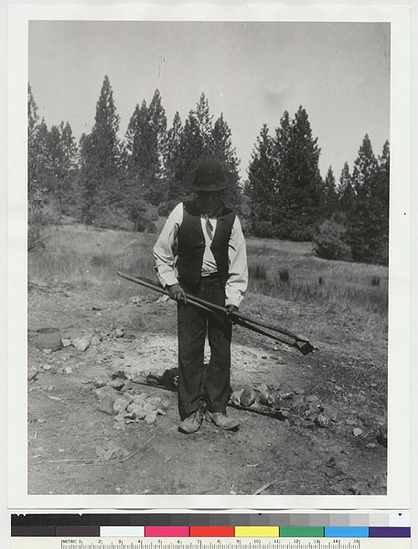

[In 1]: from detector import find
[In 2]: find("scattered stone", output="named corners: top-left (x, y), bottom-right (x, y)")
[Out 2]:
top-left (108, 378), bottom-right (125, 390)
top-left (291, 395), bottom-right (310, 415)
top-left (94, 387), bottom-right (118, 415)
top-left (73, 338), bottom-right (90, 352)
top-left (93, 377), bottom-right (108, 388)
top-left (240, 386), bottom-right (257, 407)
top-left (91, 335), bottom-right (101, 346)
top-left (115, 328), bottom-right (124, 338)
top-left (147, 396), bottom-right (162, 408)
top-left (321, 404), bottom-right (339, 422)
top-left (315, 413), bottom-right (330, 428)
top-left (42, 364), bottom-right (52, 371)
top-left (132, 394), bottom-right (147, 405)
top-left (306, 394), bottom-right (320, 404)
top-left (161, 399), bottom-right (170, 409)
top-left (111, 370), bottom-right (128, 380)
top-left (114, 411), bottom-right (126, 422)
top-left (294, 387), bottom-right (305, 395)
top-left (143, 402), bottom-right (155, 413)
top-left (126, 404), bottom-right (147, 420)
top-left (113, 396), bottom-right (132, 413)
top-left (345, 418), bottom-right (357, 426)
top-left (96, 442), bottom-right (129, 462)
top-left (37, 418), bottom-right (46, 424)
top-left (366, 443), bottom-right (377, 449)
top-left (63, 366), bottom-right (73, 374)
top-left (145, 410), bottom-right (158, 424)
top-left (42, 349), bottom-right (53, 355)
top-left (97, 397), bottom-right (116, 415)
top-left (353, 427), bottom-right (363, 437)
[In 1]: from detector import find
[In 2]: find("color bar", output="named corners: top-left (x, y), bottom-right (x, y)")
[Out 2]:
top-left (279, 527), bottom-right (324, 537)
top-left (369, 527), bottom-right (411, 538)
top-left (55, 526), bottom-right (100, 537)
top-left (190, 527), bottom-right (234, 537)
top-left (11, 526), bottom-right (55, 537)
top-left (235, 527), bottom-right (279, 537)
top-left (325, 527), bottom-right (369, 538)
top-left (101, 527), bottom-right (145, 537)
top-left (145, 526), bottom-right (189, 537)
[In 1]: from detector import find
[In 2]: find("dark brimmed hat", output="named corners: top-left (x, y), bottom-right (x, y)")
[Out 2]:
top-left (192, 159), bottom-right (231, 192)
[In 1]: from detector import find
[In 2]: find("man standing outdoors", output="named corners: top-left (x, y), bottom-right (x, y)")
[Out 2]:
top-left (154, 159), bottom-right (248, 434)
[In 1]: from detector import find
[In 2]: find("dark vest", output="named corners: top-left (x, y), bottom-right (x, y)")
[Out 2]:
top-left (177, 201), bottom-right (236, 291)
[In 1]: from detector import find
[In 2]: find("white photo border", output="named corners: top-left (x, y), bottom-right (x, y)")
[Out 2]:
top-left (7, 4), bottom-right (411, 509)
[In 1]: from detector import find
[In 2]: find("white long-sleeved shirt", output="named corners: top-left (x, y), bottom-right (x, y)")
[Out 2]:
top-left (153, 202), bottom-right (248, 308)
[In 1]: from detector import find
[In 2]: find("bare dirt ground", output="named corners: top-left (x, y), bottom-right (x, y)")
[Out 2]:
top-left (28, 283), bottom-right (387, 496)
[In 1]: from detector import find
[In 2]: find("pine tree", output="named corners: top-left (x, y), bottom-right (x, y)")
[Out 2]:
top-left (78, 75), bottom-right (121, 223)
top-left (146, 89), bottom-right (168, 204)
top-left (345, 135), bottom-right (388, 264)
top-left (50, 122), bottom-right (78, 213)
top-left (148, 90), bottom-right (167, 175)
top-left (163, 111), bottom-right (184, 213)
top-left (124, 90), bottom-right (167, 206)
top-left (321, 166), bottom-right (338, 218)
top-left (28, 86), bottom-right (50, 249)
top-left (125, 100), bottom-right (149, 179)
top-left (244, 124), bottom-right (277, 237)
top-left (337, 162), bottom-right (355, 212)
top-left (274, 106), bottom-right (323, 240)
top-left (172, 108), bottom-right (206, 196)
top-left (195, 92), bottom-right (214, 152)
top-left (212, 113), bottom-right (241, 210)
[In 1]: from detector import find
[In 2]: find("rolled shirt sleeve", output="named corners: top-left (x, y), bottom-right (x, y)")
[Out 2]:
top-left (225, 216), bottom-right (248, 308)
top-left (153, 203), bottom-right (183, 288)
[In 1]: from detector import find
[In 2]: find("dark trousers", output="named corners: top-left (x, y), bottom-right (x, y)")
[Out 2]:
top-left (177, 275), bottom-right (232, 419)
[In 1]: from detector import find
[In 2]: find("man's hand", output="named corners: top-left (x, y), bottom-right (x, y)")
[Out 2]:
top-left (226, 304), bottom-right (239, 322)
top-left (167, 283), bottom-right (187, 303)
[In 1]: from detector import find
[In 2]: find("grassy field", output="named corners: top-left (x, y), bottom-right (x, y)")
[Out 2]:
top-left (28, 223), bottom-right (389, 325)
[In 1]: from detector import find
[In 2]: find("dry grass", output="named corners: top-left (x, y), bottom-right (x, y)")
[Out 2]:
top-left (29, 225), bottom-right (156, 299)
top-left (246, 237), bottom-right (388, 315)
top-left (29, 224), bottom-right (388, 318)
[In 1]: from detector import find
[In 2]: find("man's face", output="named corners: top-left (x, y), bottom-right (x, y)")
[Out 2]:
top-left (195, 190), bottom-right (224, 214)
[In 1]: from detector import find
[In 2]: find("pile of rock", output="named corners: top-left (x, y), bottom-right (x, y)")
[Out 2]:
top-left (231, 383), bottom-right (387, 448)
top-left (231, 384), bottom-right (333, 426)
top-left (62, 327), bottom-right (126, 353)
top-left (93, 373), bottom-right (169, 426)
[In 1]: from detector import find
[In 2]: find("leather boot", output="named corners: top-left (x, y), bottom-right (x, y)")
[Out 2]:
top-left (178, 408), bottom-right (204, 434)
top-left (205, 410), bottom-right (239, 431)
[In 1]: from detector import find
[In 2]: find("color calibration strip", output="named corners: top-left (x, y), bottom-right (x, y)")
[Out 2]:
top-left (11, 514), bottom-right (410, 538)
top-left (12, 526), bottom-right (411, 538)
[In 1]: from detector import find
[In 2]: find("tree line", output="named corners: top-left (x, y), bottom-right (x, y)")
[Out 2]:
top-left (28, 75), bottom-right (389, 265)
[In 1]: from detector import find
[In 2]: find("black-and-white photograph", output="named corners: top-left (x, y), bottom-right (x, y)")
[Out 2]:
top-left (8, 6), bottom-right (410, 505)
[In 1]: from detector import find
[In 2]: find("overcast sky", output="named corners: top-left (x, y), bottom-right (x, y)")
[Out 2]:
top-left (28, 20), bottom-right (390, 180)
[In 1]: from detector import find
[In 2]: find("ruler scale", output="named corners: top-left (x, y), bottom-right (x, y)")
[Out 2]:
top-left (10, 538), bottom-right (411, 549)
